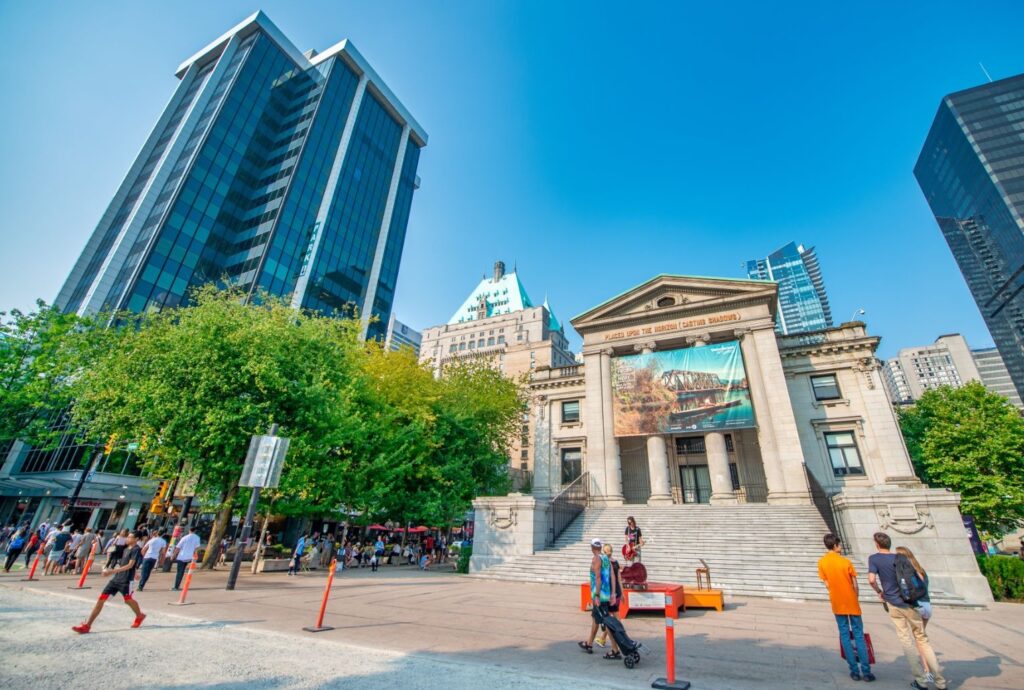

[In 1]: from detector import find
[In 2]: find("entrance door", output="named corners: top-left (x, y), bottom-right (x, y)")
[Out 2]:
top-left (679, 465), bottom-right (712, 504)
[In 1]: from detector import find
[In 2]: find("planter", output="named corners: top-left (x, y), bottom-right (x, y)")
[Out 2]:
top-left (256, 558), bottom-right (291, 573)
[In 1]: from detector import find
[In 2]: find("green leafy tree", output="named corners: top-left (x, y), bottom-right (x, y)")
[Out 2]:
top-left (0, 301), bottom-right (107, 448)
top-left (69, 287), bottom-right (367, 568)
top-left (898, 382), bottom-right (1024, 535)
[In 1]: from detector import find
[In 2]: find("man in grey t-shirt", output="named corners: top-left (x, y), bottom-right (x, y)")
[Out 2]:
top-left (868, 532), bottom-right (946, 690)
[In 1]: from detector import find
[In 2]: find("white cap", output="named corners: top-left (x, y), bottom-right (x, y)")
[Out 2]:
top-left (590, 538), bottom-right (602, 548)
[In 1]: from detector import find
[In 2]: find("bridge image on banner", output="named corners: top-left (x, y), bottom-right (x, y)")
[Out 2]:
top-left (611, 341), bottom-right (754, 436)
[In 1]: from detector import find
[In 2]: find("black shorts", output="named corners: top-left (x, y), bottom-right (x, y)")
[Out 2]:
top-left (101, 580), bottom-right (133, 600)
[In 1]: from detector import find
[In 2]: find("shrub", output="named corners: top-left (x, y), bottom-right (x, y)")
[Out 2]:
top-left (456, 545), bottom-right (473, 574)
top-left (976, 555), bottom-right (1024, 601)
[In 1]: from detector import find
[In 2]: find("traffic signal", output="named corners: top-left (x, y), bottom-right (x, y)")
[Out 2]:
top-left (149, 480), bottom-right (171, 514)
top-left (104, 434), bottom-right (117, 455)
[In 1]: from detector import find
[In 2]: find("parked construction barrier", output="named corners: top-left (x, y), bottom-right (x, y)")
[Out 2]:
top-left (168, 552), bottom-right (198, 606)
top-left (303, 558), bottom-right (338, 632)
top-left (68, 542), bottom-right (97, 589)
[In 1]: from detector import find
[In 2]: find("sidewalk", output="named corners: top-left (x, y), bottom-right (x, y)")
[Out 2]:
top-left (1, 563), bottom-right (1021, 689)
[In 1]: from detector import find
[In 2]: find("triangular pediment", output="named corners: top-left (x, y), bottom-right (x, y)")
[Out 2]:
top-left (571, 274), bottom-right (777, 332)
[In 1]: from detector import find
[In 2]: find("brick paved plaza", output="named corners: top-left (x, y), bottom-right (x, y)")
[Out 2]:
top-left (1, 565), bottom-right (1020, 689)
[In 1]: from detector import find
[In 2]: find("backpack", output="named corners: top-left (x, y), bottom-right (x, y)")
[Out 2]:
top-left (895, 554), bottom-right (927, 605)
top-left (10, 535), bottom-right (25, 550)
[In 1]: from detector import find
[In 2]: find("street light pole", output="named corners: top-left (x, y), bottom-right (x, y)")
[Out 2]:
top-left (226, 423), bottom-right (278, 591)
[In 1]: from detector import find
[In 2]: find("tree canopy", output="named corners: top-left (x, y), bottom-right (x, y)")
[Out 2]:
top-left (0, 301), bottom-right (107, 449)
top-left (65, 287), bottom-right (523, 565)
top-left (898, 382), bottom-right (1024, 536)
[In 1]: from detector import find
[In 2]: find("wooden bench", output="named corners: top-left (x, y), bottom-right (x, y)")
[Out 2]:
top-left (683, 588), bottom-right (724, 611)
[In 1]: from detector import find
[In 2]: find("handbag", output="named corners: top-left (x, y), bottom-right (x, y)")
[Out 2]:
top-left (838, 618), bottom-right (875, 665)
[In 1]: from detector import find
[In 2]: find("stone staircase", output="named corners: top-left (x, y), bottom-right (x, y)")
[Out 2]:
top-left (471, 504), bottom-right (967, 604)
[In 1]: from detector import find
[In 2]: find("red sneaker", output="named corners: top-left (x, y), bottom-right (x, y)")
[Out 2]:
top-left (131, 614), bottom-right (146, 628)
top-left (71, 623), bottom-right (91, 634)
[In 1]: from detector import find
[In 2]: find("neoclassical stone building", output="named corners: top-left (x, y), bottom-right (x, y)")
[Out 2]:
top-left (474, 274), bottom-right (991, 604)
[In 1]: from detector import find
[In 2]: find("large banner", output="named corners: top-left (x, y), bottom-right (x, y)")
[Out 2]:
top-left (611, 341), bottom-right (754, 436)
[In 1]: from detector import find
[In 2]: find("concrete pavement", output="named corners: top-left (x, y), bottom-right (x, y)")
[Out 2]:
top-left (1, 562), bottom-right (1020, 689)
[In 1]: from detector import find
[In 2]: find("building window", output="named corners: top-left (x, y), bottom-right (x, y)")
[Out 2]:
top-left (561, 447), bottom-right (582, 484)
top-left (561, 400), bottom-right (580, 424)
top-left (497, 335), bottom-right (505, 344)
top-left (478, 339), bottom-right (485, 347)
top-left (725, 434), bottom-right (734, 452)
top-left (521, 448), bottom-right (529, 460)
top-left (449, 344), bottom-right (457, 353)
top-left (468, 341), bottom-right (475, 350)
top-left (824, 431), bottom-right (864, 476)
top-left (458, 342), bottom-right (466, 351)
top-left (811, 374), bottom-right (841, 401)
top-left (657, 296), bottom-right (675, 307)
top-left (675, 436), bottom-right (706, 455)
top-left (487, 337), bottom-right (495, 346)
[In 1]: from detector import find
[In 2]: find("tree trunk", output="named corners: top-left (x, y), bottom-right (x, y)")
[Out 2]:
top-left (202, 482), bottom-right (239, 570)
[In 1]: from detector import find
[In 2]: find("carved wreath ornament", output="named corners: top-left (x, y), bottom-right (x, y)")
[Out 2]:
top-left (489, 506), bottom-right (518, 530)
top-left (877, 504), bottom-right (934, 535)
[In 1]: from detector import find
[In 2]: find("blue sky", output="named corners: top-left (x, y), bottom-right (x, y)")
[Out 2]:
top-left (1, 1), bottom-right (1021, 358)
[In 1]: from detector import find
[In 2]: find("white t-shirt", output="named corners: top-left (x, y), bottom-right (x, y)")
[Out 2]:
top-left (174, 533), bottom-right (201, 562)
top-left (143, 536), bottom-right (167, 560)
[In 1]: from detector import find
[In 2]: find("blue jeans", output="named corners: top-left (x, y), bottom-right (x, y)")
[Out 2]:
top-left (836, 614), bottom-right (870, 674)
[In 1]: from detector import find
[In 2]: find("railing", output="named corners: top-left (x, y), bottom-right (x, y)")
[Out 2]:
top-left (805, 467), bottom-right (841, 537)
top-left (548, 471), bottom-right (589, 546)
top-left (735, 482), bottom-right (768, 504)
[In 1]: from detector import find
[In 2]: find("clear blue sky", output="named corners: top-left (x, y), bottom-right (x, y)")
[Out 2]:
top-left (1, 1), bottom-right (1021, 358)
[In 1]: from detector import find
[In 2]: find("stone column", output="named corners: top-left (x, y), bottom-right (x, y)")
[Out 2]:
top-left (737, 328), bottom-right (789, 502)
top-left (531, 396), bottom-right (554, 499)
top-left (706, 431), bottom-right (737, 504)
top-left (600, 349), bottom-right (624, 504)
top-left (748, 326), bottom-right (811, 504)
top-left (635, 342), bottom-right (672, 505)
top-left (582, 350), bottom-right (608, 499)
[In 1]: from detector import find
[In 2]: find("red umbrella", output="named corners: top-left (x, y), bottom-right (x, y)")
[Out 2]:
top-left (368, 524), bottom-right (389, 530)
top-left (407, 526), bottom-right (428, 533)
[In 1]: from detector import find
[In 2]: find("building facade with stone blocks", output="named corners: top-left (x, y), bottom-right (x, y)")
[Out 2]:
top-left (477, 274), bottom-right (991, 604)
top-left (419, 261), bottom-right (575, 473)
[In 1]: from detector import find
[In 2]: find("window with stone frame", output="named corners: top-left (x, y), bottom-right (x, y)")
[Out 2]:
top-left (811, 373), bottom-right (842, 401)
top-left (561, 400), bottom-right (580, 424)
top-left (824, 431), bottom-right (864, 476)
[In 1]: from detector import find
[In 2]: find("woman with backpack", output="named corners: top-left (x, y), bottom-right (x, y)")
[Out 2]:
top-left (4, 528), bottom-right (26, 572)
top-left (896, 546), bottom-right (934, 683)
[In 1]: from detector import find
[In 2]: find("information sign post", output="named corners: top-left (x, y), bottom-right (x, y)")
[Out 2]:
top-left (226, 424), bottom-right (289, 590)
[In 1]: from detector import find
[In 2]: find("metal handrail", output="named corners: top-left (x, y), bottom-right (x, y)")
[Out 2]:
top-left (548, 471), bottom-right (589, 546)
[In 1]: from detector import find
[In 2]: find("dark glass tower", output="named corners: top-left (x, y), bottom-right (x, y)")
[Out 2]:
top-left (915, 75), bottom-right (1024, 402)
top-left (55, 12), bottom-right (426, 340)
top-left (746, 242), bottom-right (833, 334)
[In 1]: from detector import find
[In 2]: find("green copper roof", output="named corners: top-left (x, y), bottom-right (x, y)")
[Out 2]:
top-left (448, 270), bottom-right (535, 324)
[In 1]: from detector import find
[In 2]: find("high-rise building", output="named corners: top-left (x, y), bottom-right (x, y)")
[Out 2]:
top-left (972, 347), bottom-right (1024, 410)
top-left (915, 74), bottom-right (1024, 407)
top-left (880, 333), bottom-right (1022, 410)
top-left (881, 334), bottom-right (979, 404)
top-left (56, 11), bottom-right (426, 341)
top-left (0, 12), bottom-right (425, 535)
top-left (384, 314), bottom-right (421, 356)
top-left (745, 242), bottom-right (832, 334)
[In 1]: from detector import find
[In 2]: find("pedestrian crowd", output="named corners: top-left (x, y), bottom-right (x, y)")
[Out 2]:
top-left (286, 529), bottom-right (455, 575)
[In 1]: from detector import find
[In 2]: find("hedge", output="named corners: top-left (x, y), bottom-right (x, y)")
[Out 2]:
top-left (976, 555), bottom-right (1024, 601)
top-left (456, 545), bottom-right (473, 574)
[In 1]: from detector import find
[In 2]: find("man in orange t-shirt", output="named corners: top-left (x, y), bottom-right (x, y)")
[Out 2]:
top-left (818, 533), bottom-right (874, 682)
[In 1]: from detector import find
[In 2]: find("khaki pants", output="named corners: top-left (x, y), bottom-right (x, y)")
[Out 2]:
top-left (888, 605), bottom-right (946, 689)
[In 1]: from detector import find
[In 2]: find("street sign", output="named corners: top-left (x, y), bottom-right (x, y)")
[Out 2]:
top-left (126, 442), bottom-right (140, 452)
top-left (240, 434), bottom-right (289, 488)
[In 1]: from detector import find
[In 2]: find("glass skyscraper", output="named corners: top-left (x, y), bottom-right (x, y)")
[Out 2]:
top-left (746, 242), bottom-right (833, 334)
top-left (915, 74), bottom-right (1024, 403)
top-left (55, 11), bottom-right (427, 340)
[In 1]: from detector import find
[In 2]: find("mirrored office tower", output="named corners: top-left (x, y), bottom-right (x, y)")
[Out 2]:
top-left (745, 241), bottom-right (833, 335)
top-left (915, 74), bottom-right (1024, 403)
top-left (55, 12), bottom-right (427, 340)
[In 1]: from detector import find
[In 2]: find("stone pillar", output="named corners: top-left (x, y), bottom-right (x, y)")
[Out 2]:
top-left (634, 342), bottom-right (672, 505)
top-left (706, 431), bottom-right (737, 504)
top-left (531, 396), bottom-right (555, 499)
top-left (600, 349), bottom-right (624, 504)
top-left (749, 327), bottom-right (811, 503)
top-left (582, 350), bottom-right (608, 499)
top-left (645, 436), bottom-right (673, 505)
top-left (737, 329), bottom-right (789, 502)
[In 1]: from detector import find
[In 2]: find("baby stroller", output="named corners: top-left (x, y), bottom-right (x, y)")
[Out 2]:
top-left (594, 606), bottom-right (649, 669)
